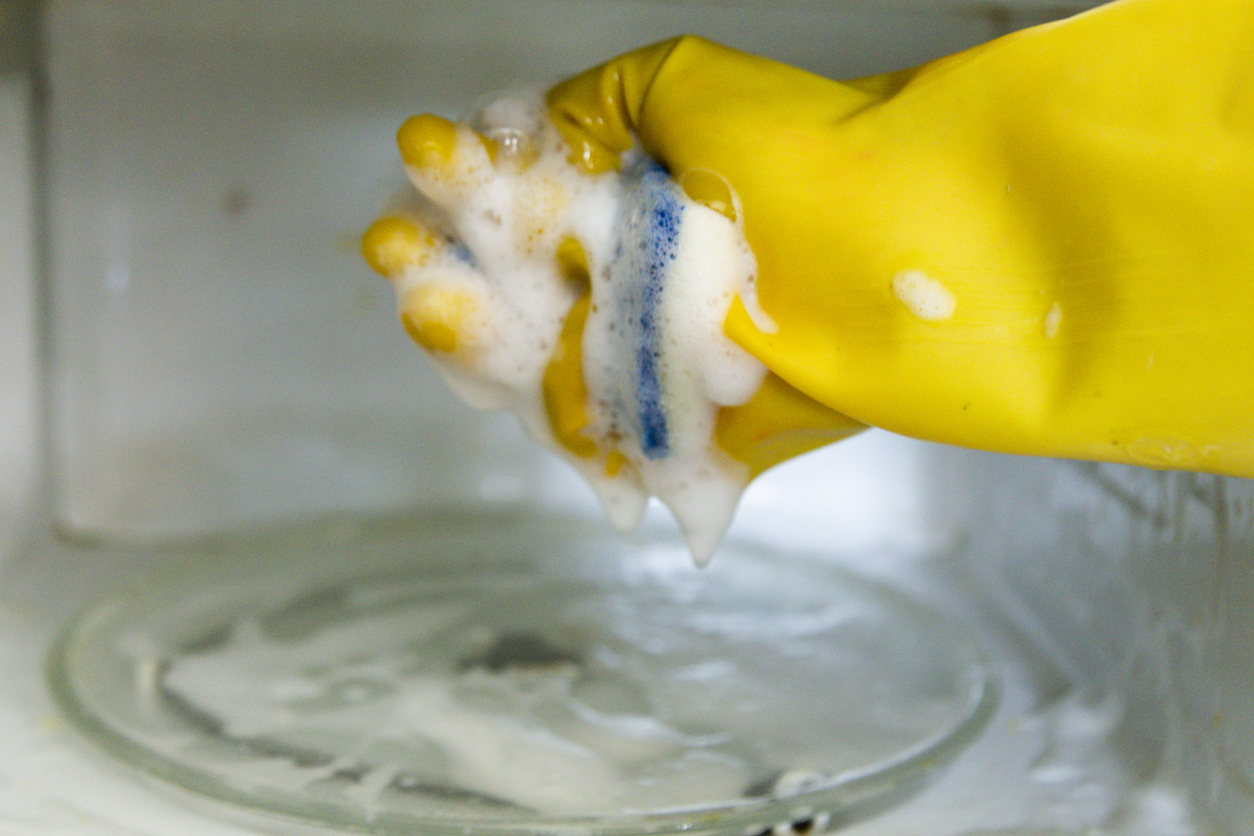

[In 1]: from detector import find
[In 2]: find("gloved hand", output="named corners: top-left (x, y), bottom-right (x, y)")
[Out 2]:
top-left (366, 0), bottom-right (1254, 560)
top-left (546, 0), bottom-right (1254, 478)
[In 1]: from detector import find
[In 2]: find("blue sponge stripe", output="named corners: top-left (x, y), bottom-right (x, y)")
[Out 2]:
top-left (636, 163), bottom-right (682, 460)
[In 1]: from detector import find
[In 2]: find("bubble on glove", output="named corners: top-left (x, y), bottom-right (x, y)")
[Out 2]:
top-left (892, 269), bottom-right (956, 321)
top-left (376, 94), bottom-right (769, 565)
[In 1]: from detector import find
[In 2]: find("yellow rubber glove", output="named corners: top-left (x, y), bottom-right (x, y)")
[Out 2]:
top-left (547, 0), bottom-right (1254, 478)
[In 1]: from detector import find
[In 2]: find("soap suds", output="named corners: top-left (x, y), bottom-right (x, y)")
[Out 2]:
top-left (892, 269), bottom-right (956, 321)
top-left (380, 94), bottom-right (767, 563)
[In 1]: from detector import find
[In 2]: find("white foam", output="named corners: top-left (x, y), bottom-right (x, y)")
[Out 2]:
top-left (389, 94), bottom-right (767, 563)
top-left (892, 269), bottom-right (956, 321)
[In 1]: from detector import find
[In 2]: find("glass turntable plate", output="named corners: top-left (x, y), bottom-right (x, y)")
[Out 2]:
top-left (50, 513), bottom-right (996, 835)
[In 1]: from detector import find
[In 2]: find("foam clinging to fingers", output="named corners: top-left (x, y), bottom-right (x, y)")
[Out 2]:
top-left (371, 93), bottom-right (768, 563)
